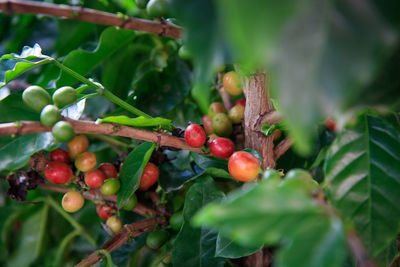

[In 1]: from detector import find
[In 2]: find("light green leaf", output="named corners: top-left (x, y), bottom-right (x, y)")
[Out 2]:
top-left (325, 114), bottom-right (400, 260)
top-left (215, 234), bottom-right (262, 259)
top-left (97, 115), bottom-right (173, 130)
top-left (117, 142), bottom-right (155, 208)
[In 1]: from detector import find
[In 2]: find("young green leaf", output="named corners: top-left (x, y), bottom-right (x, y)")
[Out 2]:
top-left (97, 115), bottom-right (173, 131)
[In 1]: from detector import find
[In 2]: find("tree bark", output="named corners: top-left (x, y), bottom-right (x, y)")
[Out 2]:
top-left (243, 73), bottom-right (276, 169)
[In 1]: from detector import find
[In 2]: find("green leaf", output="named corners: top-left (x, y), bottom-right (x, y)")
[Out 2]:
top-left (117, 142), bottom-right (155, 208)
top-left (0, 92), bottom-right (40, 122)
top-left (0, 44), bottom-right (51, 88)
top-left (97, 115), bottom-right (173, 130)
top-left (56, 27), bottom-right (135, 87)
top-left (193, 178), bottom-right (347, 267)
top-left (215, 234), bottom-right (262, 259)
top-left (172, 177), bottom-right (226, 267)
top-left (0, 133), bottom-right (54, 172)
top-left (7, 204), bottom-right (49, 267)
top-left (324, 114), bottom-right (400, 259)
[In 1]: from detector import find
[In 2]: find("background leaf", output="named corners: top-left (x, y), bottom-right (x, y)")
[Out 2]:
top-left (0, 92), bottom-right (40, 122)
top-left (172, 177), bottom-right (226, 267)
top-left (215, 234), bottom-right (262, 259)
top-left (117, 142), bottom-right (155, 208)
top-left (324, 113), bottom-right (400, 259)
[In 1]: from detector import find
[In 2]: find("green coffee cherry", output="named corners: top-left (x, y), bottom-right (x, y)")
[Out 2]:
top-left (40, 105), bottom-right (61, 126)
top-left (178, 45), bottom-right (191, 60)
top-left (169, 211), bottom-right (184, 231)
top-left (52, 86), bottom-right (77, 108)
top-left (52, 121), bottom-right (75, 143)
top-left (100, 178), bottom-right (121, 196)
top-left (135, 0), bottom-right (149, 9)
top-left (122, 194), bottom-right (137, 210)
top-left (22, 85), bottom-right (52, 112)
top-left (146, 230), bottom-right (169, 249)
top-left (146, 0), bottom-right (169, 18)
top-left (212, 113), bottom-right (232, 137)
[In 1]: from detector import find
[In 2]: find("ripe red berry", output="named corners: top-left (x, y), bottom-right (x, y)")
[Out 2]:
top-left (184, 124), bottom-right (206, 148)
top-left (96, 204), bottom-right (115, 220)
top-left (49, 148), bottom-right (70, 163)
top-left (325, 117), bottom-right (336, 131)
top-left (139, 162), bottom-right (159, 191)
top-left (235, 98), bottom-right (246, 107)
top-left (201, 116), bottom-right (213, 135)
top-left (84, 169), bottom-right (105, 188)
top-left (210, 138), bottom-right (234, 159)
top-left (98, 163), bottom-right (118, 179)
top-left (228, 151), bottom-right (261, 182)
top-left (44, 162), bottom-right (73, 184)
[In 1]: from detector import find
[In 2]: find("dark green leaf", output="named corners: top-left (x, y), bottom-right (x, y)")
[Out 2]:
top-left (0, 133), bottom-right (54, 172)
top-left (172, 177), bottom-right (226, 267)
top-left (0, 44), bottom-right (51, 88)
top-left (97, 115), bottom-right (173, 130)
top-left (7, 204), bottom-right (49, 267)
top-left (117, 142), bottom-right (155, 208)
top-left (215, 234), bottom-right (262, 259)
top-left (193, 177), bottom-right (347, 267)
top-left (56, 27), bottom-right (135, 87)
top-left (325, 114), bottom-right (400, 259)
top-left (0, 92), bottom-right (40, 122)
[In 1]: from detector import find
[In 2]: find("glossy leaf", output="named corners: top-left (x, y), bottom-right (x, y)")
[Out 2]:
top-left (325, 114), bottom-right (400, 258)
top-left (0, 44), bottom-right (51, 88)
top-left (7, 204), bottom-right (49, 267)
top-left (0, 133), bottom-right (54, 172)
top-left (0, 92), bottom-right (40, 122)
top-left (56, 27), bottom-right (135, 87)
top-left (97, 115), bottom-right (173, 130)
top-left (172, 177), bottom-right (226, 267)
top-left (117, 142), bottom-right (155, 208)
top-left (193, 177), bottom-right (347, 267)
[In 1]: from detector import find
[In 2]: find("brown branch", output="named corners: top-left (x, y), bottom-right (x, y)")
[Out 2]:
top-left (273, 138), bottom-right (292, 161)
top-left (0, 119), bottom-right (207, 154)
top-left (347, 230), bottom-right (376, 267)
top-left (76, 216), bottom-right (167, 267)
top-left (0, 0), bottom-right (182, 38)
top-left (256, 111), bottom-right (283, 129)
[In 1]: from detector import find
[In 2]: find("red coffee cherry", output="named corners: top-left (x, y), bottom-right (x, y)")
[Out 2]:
top-left (210, 138), bottom-right (234, 159)
top-left (139, 162), bottom-right (159, 191)
top-left (84, 169), bottom-right (105, 188)
top-left (223, 71), bottom-right (242, 95)
top-left (62, 191), bottom-right (84, 213)
top-left (44, 162), bottom-right (73, 184)
top-left (325, 117), bottom-right (336, 131)
top-left (202, 115), bottom-right (213, 135)
top-left (228, 151), bottom-right (261, 182)
top-left (96, 204), bottom-right (115, 220)
top-left (98, 163), bottom-right (118, 179)
top-left (75, 152), bottom-right (97, 172)
top-left (49, 148), bottom-right (70, 163)
top-left (184, 124), bottom-right (206, 148)
top-left (235, 98), bottom-right (246, 107)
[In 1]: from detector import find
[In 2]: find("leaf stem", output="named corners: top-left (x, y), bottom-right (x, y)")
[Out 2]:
top-left (51, 59), bottom-right (151, 118)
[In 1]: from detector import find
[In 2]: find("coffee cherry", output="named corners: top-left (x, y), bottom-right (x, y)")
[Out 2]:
top-left (228, 105), bottom-right (245, 124)
top-left (67, 135), bottom-right (89, 160)
top-left (178, 45), bottom-right (191, 60)
top-left (44, 162), bottom-right (73, 184)
top-left (228, 151), bottom-right (261, 182)
top-left (146, 0), bottom-right (169, 18)
top-left (184, 124), bottom-right (206, 148)
top-left (75, 152), bottom-right (97, 172)
top-left (210, 138), bottom-right (234, 159)
top-left (106, 216), bottom-right (122, 233)
top-left (201, 115), bottom-right (213, 135)
top-left (223, 71), bottom-right (242, 95)
top-left (208, 102), bottom-right (226, 118)
top-left (62, 191), bottom-right (84, 213)
top-left (235, 98), bottom-right (246, 107)
top-left (96, 204), bottom-right (115, 220)
top-left (84, 169), bottom-right (105, 188)
top-left (169, 211), bottom-right (184, 231)
top-left (49, 148), bottom-right (70, 163)
top-left (146, 230), bottom-right (169, 249)
top-left (325, 117), bottom-right (336, 131)
top-left (98, 163), bottom-right (118, 179)
top-left (135, 0), bottom-right (149, 9)
top-left (52, 86), bottom-right (78, 108)
top-left (139, 162), bottom-right (159, 191)
top-left (52, 121), bottom-right (75, 143)
top-left (212, 113), bottom-right (232, 137)
top-left (122, 194), bottom-right (137, 211)
top-left (100, 178), bottom-right (121, 195)
top-left (40, 105), bottom-right (61, 126)
top-left (22, 85), bottom-right (52, 112)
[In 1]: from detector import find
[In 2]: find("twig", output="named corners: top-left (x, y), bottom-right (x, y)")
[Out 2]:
top-left (76, 216), bottom-right (167, 267)
top-left (0, 0), bottom-right (182, 38)
top-left (148, 191), bottom-right (170, 216)
top-left (216, 73), bottom-right (233, 111)
top-left (274, 138), bottom-right (293, 161)
top-left (347, 230), bottom-right (376, 267)
top-left (257, 111), bottom-right (283, 129)
top-left (0, 119), bottom-right (207, 154)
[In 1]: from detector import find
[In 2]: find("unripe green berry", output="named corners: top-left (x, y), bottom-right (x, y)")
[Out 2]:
top-left (40, 105), bottom-right (61, 126)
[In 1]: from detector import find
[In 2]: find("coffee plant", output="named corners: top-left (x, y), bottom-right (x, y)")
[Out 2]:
top-left (0, 0), bottom-right (399, 266)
